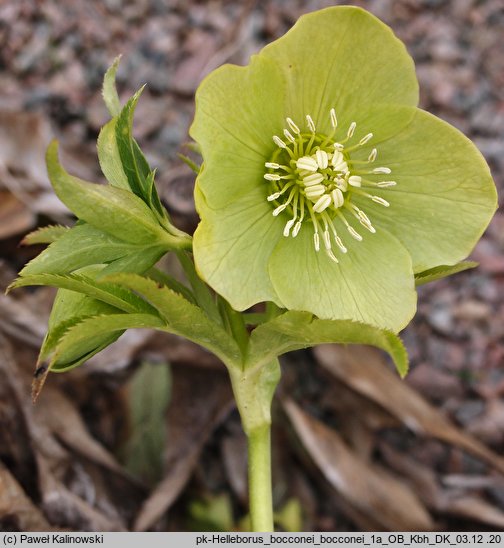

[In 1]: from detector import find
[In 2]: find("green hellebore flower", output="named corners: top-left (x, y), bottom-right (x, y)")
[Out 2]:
top-left (190, 6), bottom-right (497, 333)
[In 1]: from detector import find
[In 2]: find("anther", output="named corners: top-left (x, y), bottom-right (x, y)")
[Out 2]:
top-left (273, 135), bottom-right (287, 148)
top-left (315, 150), bottom-right (329, 169)
top-left (267, 192), bottom-right (281, 201)
top-left (326, 249), bottom-right (339, 263)
top-left (330, 108), bottom-right (338, 129)
top-left (368, 148), bottom-right (377, 162)
top-left (333, 143), bottom-right (344, 151)
top-left (331, 151), bottom-right (346, 171)
top-left (273, 204), bottom-right (287, 216)
top-left (359, 133), bottom-right (373, 146)
top-left (373, 167), bottom-right (391, 174)
top-left (347, 122), bottom-right (356, 138)
top-left (286, 117), bottom-right (300, 135)
top-left (305, 184), bottom-right (326, 199)
top-left (283, 129), bottom-right (296, 143)
top-left (264, 173), bottom-right (281, 181)
top-left (348, 175), bottom-right (362, 187)
top-left (296, 156), bottom-right (318, 172)
top-left (313, 194), bottom-right (332, 213)
top-left (331, 188), bottom-right (344, 208)
top-left (371, 196), bottom-right (390, 207)
top-left (265, 162), bottom-right (280, 169)
top-left (303, 173), bottom-right (325, 186)
top-left (313, 232), bottom-right (320, 252)
top-left (376, 181), bottom-right (397, 188)
top-left (283, 218), bottom-right (296, 237)
top-left (323, 230), bottom-right (332, 250)
top-left (293, 221), bottom-right (302, 237)
top-left (335, 235), bottom-right (347, 253)
top-left (306, 115), bottom-right (316, 133)
top-left (347, 226), bottom-right (363, 241)
top-left (334, 177), bottom-right (348, 192)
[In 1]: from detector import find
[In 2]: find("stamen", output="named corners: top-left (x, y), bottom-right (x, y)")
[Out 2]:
top-left (330, 108), bottom-right (338, 129)
top-left (293, 221), bottom-right (302, 237)
top-left (286, 117), bottom-right (300, 135)
top-left (333, 143), bottom-right (344, 151)
top-left (373, 167), bottom-right (391, 174)
top-left (331, 151), bottom-right (346, 171)
top-left (313, 194), bottom-right (332, 213)
top-left (306, 115), bottom-right (316, 133)
top-left (283, 218), bottom-right (296, 237)
top-left (273, 204), bottom-right (287, 216)
top-left (376, 181), bottom-right (397, 188)
top-left (305, 184), bottom-right (326, 199)
top-left (273, 135), bottom-right (287, 148)
top-left (267, 192), bottom-right (281, 201)
top-left (331, 188), bottom-right (344, 208)
top-left (303, 173), bottom-right (325, 186)
top-left (359, 133), bottom-right (373, 145)
top-left (347, 122), bottom-right (356, 138)
top-left (334, 177), bottom-right (348, 192)
top-left (348, 175), bottom-right (362, 187)
top-left (264, 173), bottom-right (281, 181)
top-left (296, 156), bottom-right (318, 172)
top-left (348, 226), bottom-right (363, 241)
top-left (323, 230), bottom-right (332, 250)
top-left (368, 148), bottom-right (377, 162)
top-left (265, 162), bottom-right (280, 169)
top-left (323, 213), bottom-right (347, 253)
top-left (315, 150), bottom-right (329, 169)
top-left (371, 195), bottom-right (390, 207)
top-left (326, 249), bottom-right (339, 263)
top-left (283, 129), bottom-right (296, 143)
top-left (313, 233), bottom-right (320, 252)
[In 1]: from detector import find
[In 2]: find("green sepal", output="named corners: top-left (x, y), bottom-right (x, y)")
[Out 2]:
top-left (21, 225), bottom-right (70, 245)
top-left (247, 311), bottom-right (409, 378)
top-left (50, 313), bottom-right (165, 372)
top-left (103, 273), bottom-right (242, 366)
top-left (102, 55), bottom-right (122, 117)
top-left (415, 261), bottom-right (478, 286)
top-left (46, 141), bottom-right (180, 247)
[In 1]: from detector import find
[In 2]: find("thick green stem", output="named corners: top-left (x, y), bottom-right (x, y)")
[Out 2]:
top-left (248, 425), bottom-right (274, 532)
top-left (229, 359), bottom-right (281, 533)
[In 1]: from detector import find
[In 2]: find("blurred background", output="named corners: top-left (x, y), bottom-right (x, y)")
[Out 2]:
top-left (0, 0), bottom-right (503, 532)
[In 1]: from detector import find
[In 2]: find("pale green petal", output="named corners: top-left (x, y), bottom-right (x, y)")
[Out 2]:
top-left (190, 55), bottom-right (286, 209)
top-left (262, 6), bottom-right (418, 135)
top-left (354, 109), bottom-right (498, 272)
top-left (194, 188), bottom-right (284, 310)
top-left (268, 223), bottom-right (416, 333)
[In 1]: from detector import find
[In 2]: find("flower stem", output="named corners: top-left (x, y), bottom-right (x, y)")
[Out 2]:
top-left (248, 424), bottom-right (274, 532)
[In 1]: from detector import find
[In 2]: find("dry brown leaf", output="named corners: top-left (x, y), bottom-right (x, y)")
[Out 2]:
top-left (35, 385), bottom-right (133, 480)
top-left (0, 191), bottom-right (34, 239)
top-left (0, 461), bottom-right (52, 531)
top-left (133, 365), bottom-right (234, 531)
top-left (314, 345), bottom-right (504, 475)
top-left (283, 398), bottom-right (433, 531)
top-left (380, 444), bottom-right (504, 529)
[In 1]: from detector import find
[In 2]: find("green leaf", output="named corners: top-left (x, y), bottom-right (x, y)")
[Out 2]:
top-left (21, 225), bottom-right (70, 245)
top-left (51, 313), bottom-right (165, 372)
top-left (415, 261), bottom-right (478, 286)
top-left (102, 55), bottom-right (122, 117)
top-left (46, 141), bottom-right (172, 246)
top-left (18, 223), bottom-right (165, 277)
top-left (104, 273), bottom-right (242, 366)
top-left (97, 118), bottom-right (130, 190)
top-left (123, 361), bottom-right (171, 485)
top-left (247, 311), bottom-right (409, 377)
top-left (145, 267), bottom-right (196, 305)
top-left (39, 285), bottom-right (124, 370)
top-left (10, 272), bottom-right (158, 315)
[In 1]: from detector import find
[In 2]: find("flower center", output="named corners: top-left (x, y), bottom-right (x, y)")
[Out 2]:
top-left (264, 109), bottom-right (396, 263)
